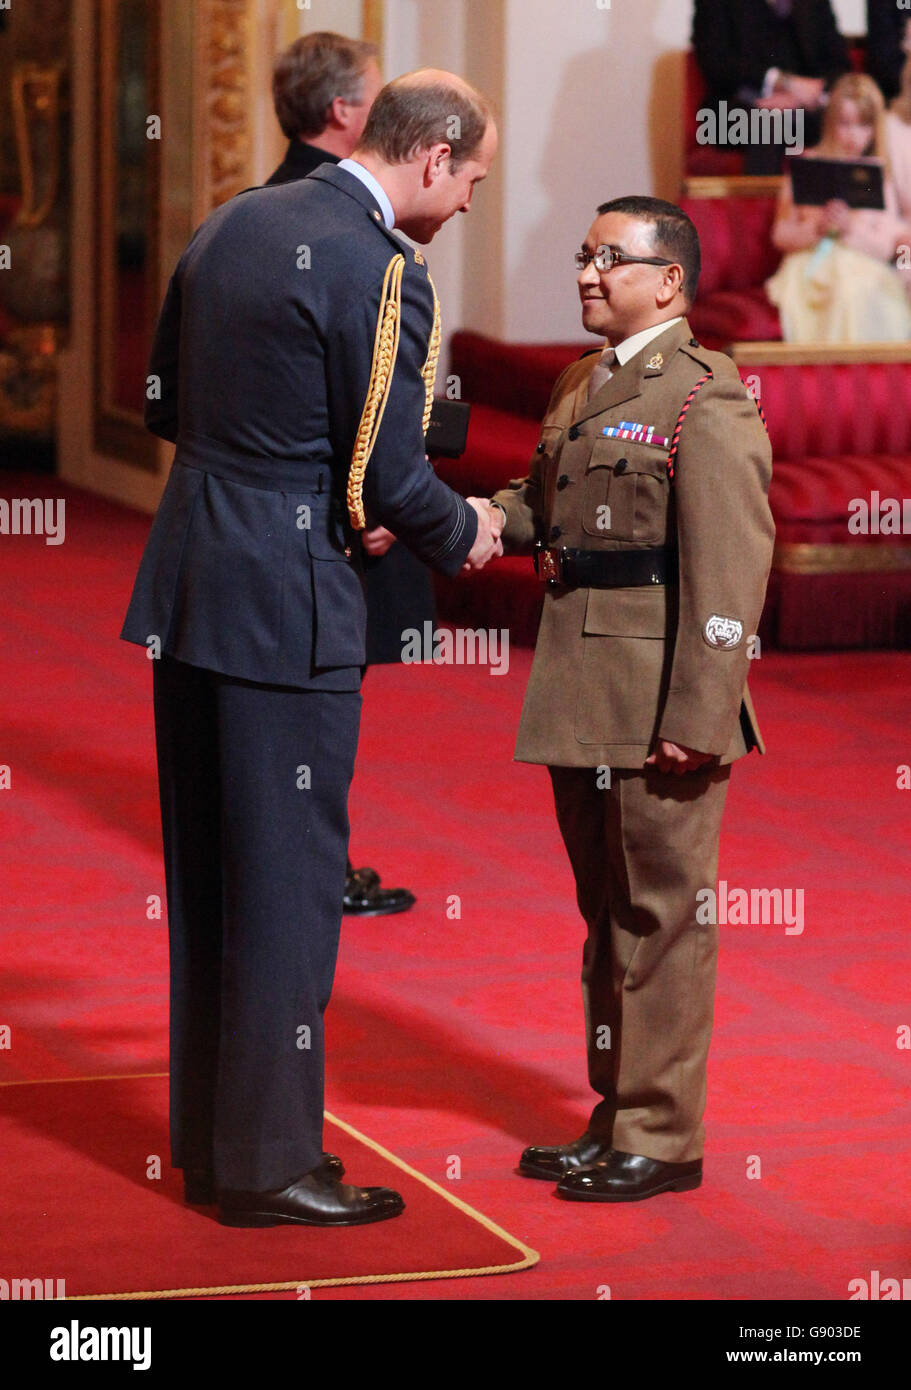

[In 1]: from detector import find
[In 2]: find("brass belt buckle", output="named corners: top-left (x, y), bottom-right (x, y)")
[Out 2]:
top-left (537, 546), bottom-right (560, 583)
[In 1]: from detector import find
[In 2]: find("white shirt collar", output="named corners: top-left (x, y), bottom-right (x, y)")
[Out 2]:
top-left (613, 317), bottom-right (684, 367)
top-left (338, 158), bottom-right (396, 230)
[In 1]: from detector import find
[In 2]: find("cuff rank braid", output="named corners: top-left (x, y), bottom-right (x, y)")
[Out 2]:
top-left (346, 257), bottom-right (443, 530)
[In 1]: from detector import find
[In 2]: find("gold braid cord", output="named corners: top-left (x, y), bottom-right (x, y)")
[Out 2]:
top-left (422, 272), bottom-right (442, 431)
top-left (347, 253), bottom-right (406, 530)
top-left (346, 259), bottom-right (443, 530)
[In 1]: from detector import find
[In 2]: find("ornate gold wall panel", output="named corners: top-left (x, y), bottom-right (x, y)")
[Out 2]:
top-left (93, 0), bottom-right (160, 468)
top-left (195, 0), bottom-right (258, 213)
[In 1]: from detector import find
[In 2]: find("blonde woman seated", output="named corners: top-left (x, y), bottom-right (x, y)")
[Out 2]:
top-left (766, 74), bottom-right (911, 342)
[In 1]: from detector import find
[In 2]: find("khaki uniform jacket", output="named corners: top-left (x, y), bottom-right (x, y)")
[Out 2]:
top-left (492, 318), bottom-right (775, 769)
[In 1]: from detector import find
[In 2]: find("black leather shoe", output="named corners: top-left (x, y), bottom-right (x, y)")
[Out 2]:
top-left (184, 1151), bottom-right (345, 1205)
top-left (555, 1150), bottom-right (703, 1202)
top-left (347, 863), bottom-right (379, 892)
top-left (518, 1133), bottom-right (613, 1181)
top-left (218, 1169), bottom-right (404, 1227)
top-left (343, 864), bottom-right (415, 917)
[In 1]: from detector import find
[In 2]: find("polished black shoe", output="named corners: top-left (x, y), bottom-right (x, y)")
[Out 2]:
top-left (555, 1150), bottom-right (703, 1203)
top-left (343, 864), bottom-right (415, 917)
top-left (218, 1169), bottom-right (405, 1228)
top-left (184, 1151), bottom-right (345, 1205)
top-left (518, 1133), bottom-right (613, 1181)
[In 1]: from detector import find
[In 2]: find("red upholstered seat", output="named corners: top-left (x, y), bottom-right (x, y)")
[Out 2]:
top-left (436, 403), bottom-right (542, 499)
top-left (770, 455), bottom-right (911, 544)
top-left (680, 194), bottom-right (783, 345)
top-left (689, 287), bottom-right (782, 344)
top-left (747, 361), bottom-right (911, 460)
top-left (450, 331), bottom-right (588, 420)
top-left (745, 357), bottom-right (911, 648)
top-left (683, 197), bottom-right (781, 293)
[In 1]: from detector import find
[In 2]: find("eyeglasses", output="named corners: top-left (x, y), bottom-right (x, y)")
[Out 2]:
top-left (574, 244), bottom-right (677, 273)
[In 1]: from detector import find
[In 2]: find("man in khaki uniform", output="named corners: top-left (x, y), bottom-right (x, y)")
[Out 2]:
top-left (490, 196), bottom-right (775, 1202)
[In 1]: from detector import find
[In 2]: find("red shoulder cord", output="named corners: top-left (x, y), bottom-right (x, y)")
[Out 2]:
top-left (665, 373), bottom-right (769, 483)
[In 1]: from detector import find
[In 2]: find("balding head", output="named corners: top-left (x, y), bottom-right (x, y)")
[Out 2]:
top-left (397, 67), bottom-right (477, 96)
top-left (356, 66), bottom-right (494, 169)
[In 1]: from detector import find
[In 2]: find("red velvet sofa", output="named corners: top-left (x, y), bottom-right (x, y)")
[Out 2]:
top-left (681, 192), bottom-right (783, 346)
top-left (739, 351), bottom-right (911, 648)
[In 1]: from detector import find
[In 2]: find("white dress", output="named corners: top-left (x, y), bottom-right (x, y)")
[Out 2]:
top-left (765, 160), bottom-right (911, 343)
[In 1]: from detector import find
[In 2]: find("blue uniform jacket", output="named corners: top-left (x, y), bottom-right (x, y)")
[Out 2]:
top-left (120, 164), bottom-right (477, 688)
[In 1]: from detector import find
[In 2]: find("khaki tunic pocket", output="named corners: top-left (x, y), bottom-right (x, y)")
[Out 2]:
top-left (574, 587), bottom-right (673, 746)
top-left (581, 438), bottom-right (669, 544)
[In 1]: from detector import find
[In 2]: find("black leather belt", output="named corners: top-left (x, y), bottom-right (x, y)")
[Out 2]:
top-left (534, 543), bottom-right (676, 588)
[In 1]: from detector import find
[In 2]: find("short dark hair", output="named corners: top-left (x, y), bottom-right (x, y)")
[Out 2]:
top-left (272, 31), bottom-right (379, 140)
top-left (357, 73), bottom-right (493, 170)
top-left (596, 195), bottom-right (701, 303)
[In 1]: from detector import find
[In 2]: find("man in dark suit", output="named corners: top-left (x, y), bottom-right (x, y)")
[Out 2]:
top-left (265, 31), bottom-right (427, 918)
top-left (692, 0), bottom-right (850, 173)
top-left (266, 30), bottom-right (382, 185)
top-left (867, 1), bottom-right (911, 103)
top-left (121, 70), bottom-right (500, 1228)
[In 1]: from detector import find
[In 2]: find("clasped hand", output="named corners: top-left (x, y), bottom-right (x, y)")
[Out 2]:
top-left (463, 498), bottom-right (504, 572)
top-left (361, 498), bottom-right (503, 571)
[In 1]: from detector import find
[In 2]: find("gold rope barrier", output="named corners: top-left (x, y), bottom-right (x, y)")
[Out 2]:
top-left (0, 1075), bottom-right (539, 1298)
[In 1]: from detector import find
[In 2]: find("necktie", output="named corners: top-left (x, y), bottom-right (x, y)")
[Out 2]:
top-left (587, 346), bottom-right (616, 401)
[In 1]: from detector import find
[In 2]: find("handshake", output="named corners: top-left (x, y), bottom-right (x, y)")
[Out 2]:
top-left (463, 497), bottom-right (505, 572)
top-left (361, 497), bottom-right (504, 571)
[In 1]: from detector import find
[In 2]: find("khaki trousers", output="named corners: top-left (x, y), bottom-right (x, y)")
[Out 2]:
top-left (549, 762), bottom-right (731, 1163)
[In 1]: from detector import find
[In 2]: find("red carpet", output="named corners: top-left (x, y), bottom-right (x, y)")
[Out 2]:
top-left (2, 472), bottom-right (910, 1299)
top-left (0, 1077), bottom-right (534, 1298)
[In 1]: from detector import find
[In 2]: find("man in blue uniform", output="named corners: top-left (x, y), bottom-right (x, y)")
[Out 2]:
top-left (265, 29), bottom-right (428, 918)
top-left (121, 69), bottom-right (499, 1228)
